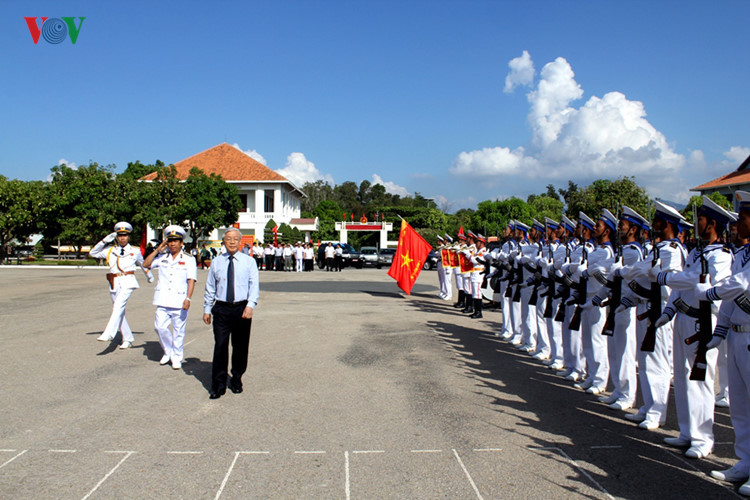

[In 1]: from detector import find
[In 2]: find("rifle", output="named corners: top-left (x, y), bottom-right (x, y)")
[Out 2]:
top-left (504, 240), bottom-right (517, 298)
top-left (511, 241), bottom-right (524, 303)
top-left (543, 229), bottom-right (556, 318)
top-left (685, 203), bottom-right (712, 381)
top-left (553, 243), bottom-right (571, 322)
top-left (568, 243), bottom-right (588, 331)
top-left (528, 241), bottom-right (543, 306)
top-left (602, 206), bottom-right (622, 336)
top-left (640, 237), bottom-right (661, 352)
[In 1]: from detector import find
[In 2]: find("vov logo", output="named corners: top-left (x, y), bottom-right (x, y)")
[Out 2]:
top-left (24, 17), bottom-right (86, 44)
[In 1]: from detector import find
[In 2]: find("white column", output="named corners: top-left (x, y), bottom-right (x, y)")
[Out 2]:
top-left (254, 188), bottom-right (264, 215)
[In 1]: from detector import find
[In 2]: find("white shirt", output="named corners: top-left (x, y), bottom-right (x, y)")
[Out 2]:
top-left (150, 250), bottom-right (198, 308)
top-left (89, 241), bottom-right (144, 290)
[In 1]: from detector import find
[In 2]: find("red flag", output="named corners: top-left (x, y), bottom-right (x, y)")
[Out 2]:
top-left (387, 219), bottom-right (432, 295)
top-left (140, 225), bottom-right (147, 256)
top-left (272, 225), bottom-right (278, 233)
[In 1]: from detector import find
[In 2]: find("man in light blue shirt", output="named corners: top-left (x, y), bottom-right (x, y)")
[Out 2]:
top-left (203, 228), bottom-right (259, 399)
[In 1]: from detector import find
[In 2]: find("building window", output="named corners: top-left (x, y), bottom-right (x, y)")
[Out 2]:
top-left (247, 191), bottom-right (255, 213)
top-left (264, 190), bottom-right (274, 213)
top-left (238, 194), bottom-right (247, 213)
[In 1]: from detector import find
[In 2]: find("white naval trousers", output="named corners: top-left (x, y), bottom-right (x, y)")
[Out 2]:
top-left (728, 330), bottom-right (750, 472)
top-left (296, 257), bottom-right (304, 272)
top-left (499, 280), bottom-right (512, 336)
top-left (519, 287), bottom-right (537, 348)
top-left (635, 303), bottom-right (673, 425)
top-left (607, 308), bottom-right (637, 405)
top-left (154, 306), bottom-right (189, 363)
top-left (454, 270), bottom-right (463, 300)
top-left (103, 288), bottom-right (134, 342)
top-left (672, 313), bottom-right (718, 452)
top-left (581, 303), bottom-right (609, 390)
top-left (443, 267), bottom-right (453, 300)
top-left (563, 303), bottom-right (586, 376)
top-left (717, 340), bottom-right (730, 400)
top-left (545, 296), bottom-right (563, 365)
top-left (534, 293), bottom-right (550, 356)
top-left (470, 272), bottom-right (483, 299)
top-left (437, 261), bottom-right (446, 296)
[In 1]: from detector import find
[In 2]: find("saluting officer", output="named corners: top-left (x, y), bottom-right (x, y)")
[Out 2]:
top-left (89, 222), bottom-right (151, 349)
top-left (143, 225), bottom-right (197, 370)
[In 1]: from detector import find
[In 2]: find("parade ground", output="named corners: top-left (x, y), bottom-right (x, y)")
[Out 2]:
top-left (0, 266), bottom-right (742, 499)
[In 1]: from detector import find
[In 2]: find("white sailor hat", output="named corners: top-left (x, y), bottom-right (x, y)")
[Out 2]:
top-left (578, 212), bottom-right (595, 230)
top-left (532, 219), bottom-right (545, 233)
top-left (544, 217), bottom-right (560, 230)
top-left (600, 209), bottom-right (618, 232)
top-left (620, 205), bottom-right (647, 229)
top-left (163, 224), bottom-right (187, 240)
top-left (515, 221), bottom-right (530, 233)
top-left (476, 233), bottom-right (487, 243)
top-left (114, 221), bottom-right (132, 234)
top-left (436, 235), bottom-right (445, 242)
top-left (699, 196), bottom-right (736, 227)
top-left (736, 191), bottom-right (750, 213)
top-left (561, 215), bottom-right (576, 233)
top-left (466, 230), bottom-right (477, 239)
top-left (444, 233), bottom-right (454, 243)
top-left (654, 200), bottom-right (688, 229)
top-left (730, 211), bottom-right (739, 222)
top-left (508, 220), bottom-right (516, 230)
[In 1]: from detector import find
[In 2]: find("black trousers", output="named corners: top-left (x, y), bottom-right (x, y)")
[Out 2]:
top-left (211, 301), bottom-right (252, 392)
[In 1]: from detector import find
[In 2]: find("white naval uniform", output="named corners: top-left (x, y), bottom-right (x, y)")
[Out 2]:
top-left (622, 239), bottom-right (686, 426)
top-left (89, 241), bottom-right (145, 343)
top-left (436, 244), bottom-right (447, 297)
top-left (540, 240), bottom-right (564, 365)
top-left (498, 239), bottom-right (517, 338)
top-left (295, 245), bottom-right (304, 272)
top-left (555, 239), bottom-right (580, 373)
top-left (579, 241), bottom-right (614, 391)
top-left (711, 243), bottom-right (750, 474)
top-left (439, 246), bottom-right (453, 300)
top-left (532, 241), bottom-right (557, 358)
top-left (150, 250), bottom-right (198, 364)
top-left (516, 239), bottom-right (538, 349)
top-left (659, 243), bottom-right (732, 454)
top-left (608, 242), bottom-right (643, 406)
top-left (562, 240), bottom-right (594, 379)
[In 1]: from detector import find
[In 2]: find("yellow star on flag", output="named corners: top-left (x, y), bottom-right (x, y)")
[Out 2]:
top-left (400, 250), bottom-right (413, 269)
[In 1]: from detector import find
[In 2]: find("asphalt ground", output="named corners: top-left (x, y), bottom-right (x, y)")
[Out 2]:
top-left (0, 265), bottom-right (742, 499)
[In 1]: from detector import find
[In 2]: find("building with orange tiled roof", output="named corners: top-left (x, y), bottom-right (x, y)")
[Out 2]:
top-left (141, 143), bottom-right (316, 243)
top-left (692, 154), bottom-right (750, 208)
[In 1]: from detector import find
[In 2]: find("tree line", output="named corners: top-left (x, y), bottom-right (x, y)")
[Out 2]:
top-left (0, 161), bottom-right (241, 262)
top-left (2, 159), bottom-right (727, 262)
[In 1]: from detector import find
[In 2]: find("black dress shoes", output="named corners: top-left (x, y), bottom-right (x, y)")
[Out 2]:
top-left (229, 385), bottom-right (243, 394)
top-left (229, 378), bottom-right (243, 394)
top-left (209, 389), bottom-right (225, 399)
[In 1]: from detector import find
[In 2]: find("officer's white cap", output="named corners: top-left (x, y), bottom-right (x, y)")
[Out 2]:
top-left (163, 225), bottom-right (187, 240)
top-left (600, 209), bottom-right (618, 232)
top-left (620, 206), bottom-right (647, 229)
top-left (700, 196), bottom-right (736, 226)
top-left (578, 212), bottom-right (595, 230)
top-left (114, 222), bottom-right (132, 234)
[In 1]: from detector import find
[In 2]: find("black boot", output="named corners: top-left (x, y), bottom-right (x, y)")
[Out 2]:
top-left (453, 290), bottom-right (465, 308)
top-left (463, 297), bottom-right (474, 314)
top-left (470, 299), bottom-right (483, 319)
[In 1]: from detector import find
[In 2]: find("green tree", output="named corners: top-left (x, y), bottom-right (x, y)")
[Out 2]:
top-left (120, 159), bottom-right (164, 180)
top-left (177, 168), bottom-right (241, 241)
top-left (529, 195), bottom-right (564, 223)
top-left (311, 199), bottom-right (343, 241)
top-left (681, 192), bottom-right (732, 225)
top-left (138, 165), bottom-right (184, 231)
top-left (43, 162), bottom-right (121, 256)
top-left (0, 177), bottom-right (46, 263)
top-left (566, 177), bottom-right (650, 219)
top-left (300, 180), bottom-right (335, 212)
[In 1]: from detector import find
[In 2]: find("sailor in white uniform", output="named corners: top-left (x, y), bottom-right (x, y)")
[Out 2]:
top-left (143, 225), bottom-right (198, 370)
top-left (89, 222), bottom-right (151, 349)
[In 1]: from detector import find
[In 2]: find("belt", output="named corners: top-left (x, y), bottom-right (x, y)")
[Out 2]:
top-left (628, 280), bottom-right (651, 298)
top-left (732, 325), bottom-right (750, 333)
top-left (674, 298), bottom-right (700, 319)
top-left (113, 271), bottom-right (135, 277)
top-left (215, 300), bottom-right (248, 306)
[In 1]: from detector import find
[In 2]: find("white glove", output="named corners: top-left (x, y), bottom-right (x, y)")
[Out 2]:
top-left (706, 335), bottom-right (724, 350)
top-left (654, 313), bottom-right (670, 329)
top-left (146, 271), bottom-right (155, 283)
top-left (103, 232), bottom-right (117, 244)
top-left (610, 260), bottom-right (623, 275)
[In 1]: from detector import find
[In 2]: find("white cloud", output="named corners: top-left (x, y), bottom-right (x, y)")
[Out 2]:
top-left (504, 50), bottom-right (535, 93)
top-left (452, 52), bottom-right (688, 200)
top-left (276, 152), bottom-right (334, 187)
top-left (58, 158), bottom-right (77, 169)
top-left (371, 174), bottom-right (410, 197)
top-left (724, 146), bottom-right (750, 163)
top-left (231, 143), bottom-right (267, 165)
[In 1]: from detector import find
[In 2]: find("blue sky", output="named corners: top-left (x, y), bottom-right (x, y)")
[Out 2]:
top-left (1, 0), bottom-right (748, 211)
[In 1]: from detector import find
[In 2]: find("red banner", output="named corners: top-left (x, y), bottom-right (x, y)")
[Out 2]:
top-left (387, 220), bottom-right (432, 295)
